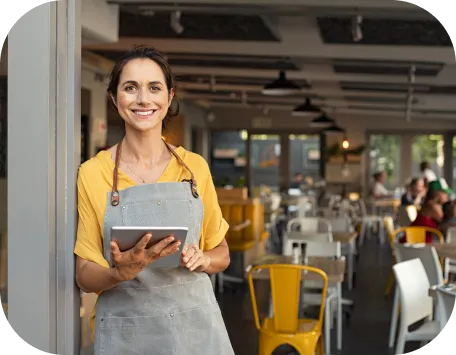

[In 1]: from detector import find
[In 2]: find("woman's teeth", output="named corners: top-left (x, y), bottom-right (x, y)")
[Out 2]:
top-left (135, 110), bottom-right (154, 116)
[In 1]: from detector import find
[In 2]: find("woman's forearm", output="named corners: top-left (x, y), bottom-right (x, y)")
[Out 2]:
top-left (76, 258), bottom-right (122, 293)
top-left (202, 241), bottom-right (230, 275)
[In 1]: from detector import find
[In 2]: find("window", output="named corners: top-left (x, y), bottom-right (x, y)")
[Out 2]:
top-left (411, 134), bottom-right (444, 180)
top-left (369, 135), bottom-right (401, 189)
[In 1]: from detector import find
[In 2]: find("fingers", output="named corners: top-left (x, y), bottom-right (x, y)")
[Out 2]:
top-left (133, 233), bottom-right (152, 255)
top-left (147, 235), bottom-right (180, 259)
top-left (182, 245), bottom-right (196, 263)
top-left (110, 241), bottom-right (121, 263)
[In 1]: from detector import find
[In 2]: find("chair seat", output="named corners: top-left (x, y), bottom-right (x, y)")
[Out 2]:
top-left (228, 240), bottom-right (255, 252)
top-left (407, 321), bottom-right (440, 340)
top-left (262, 317), bottom-right (319, 334)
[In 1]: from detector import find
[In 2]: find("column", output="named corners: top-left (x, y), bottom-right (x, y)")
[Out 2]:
top-left (8, 1), bottom-right (81, 353)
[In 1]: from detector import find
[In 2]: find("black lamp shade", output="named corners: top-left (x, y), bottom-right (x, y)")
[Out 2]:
top-left (262, 70), bottom-right (301, 96)
top-left (292, 98), bottom-right (321, 117)
top-left (323, 124), bottom-right (345, 135)
top-left (309, 112), bottom-right (334, 127)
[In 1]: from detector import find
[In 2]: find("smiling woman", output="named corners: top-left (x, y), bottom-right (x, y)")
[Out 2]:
top-left (74, 46), bottom-right (233, 355)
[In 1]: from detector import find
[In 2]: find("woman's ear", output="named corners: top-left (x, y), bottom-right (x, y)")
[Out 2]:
top-left (168, 88), bottom-right (175, 107)
top-left (110, 93), bottom-right (117, 108)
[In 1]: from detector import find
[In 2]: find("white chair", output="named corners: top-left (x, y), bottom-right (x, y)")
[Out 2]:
top-left (444, 227), bottom-right (456, 281)
top-left (286, 217), bottom-right (332, 234)
top-left (389, 244), bottom-right (443, 348)
top-left (393, 258), bottom-right (441, 354)
top-left (356, 199), bottom-right (385, 245)
top-left (435, 286), bottom-right (456, 330)
top-left (284, 240), bottom-right (343, 354)
top-left (283, 217), bottom-right (332, 256)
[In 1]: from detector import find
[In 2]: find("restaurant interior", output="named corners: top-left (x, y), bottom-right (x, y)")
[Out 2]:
top-left (2, 0), bottom-right (456, 354)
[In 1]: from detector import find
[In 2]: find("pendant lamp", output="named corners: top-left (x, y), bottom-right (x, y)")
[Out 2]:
top-left (292, 97), bottom-right (321, 117)
top-left (262, 70), bottom-right (301, 96)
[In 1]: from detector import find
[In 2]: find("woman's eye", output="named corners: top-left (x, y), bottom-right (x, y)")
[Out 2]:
top-left (150, 86), bottom-right (160, 91)
top-left (125, 86), bottom-right (136, 92)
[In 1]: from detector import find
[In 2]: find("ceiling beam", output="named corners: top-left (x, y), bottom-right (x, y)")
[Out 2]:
top-left (84, 37), bottom-right (456, 64)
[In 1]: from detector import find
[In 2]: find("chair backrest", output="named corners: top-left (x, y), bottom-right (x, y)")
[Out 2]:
top-left (247, 264), bottom-right (328, 333)
top-left (283, 232), bottom-right (334, 255)
top-left (392, 226), bottom-right (444, 244)
top-left (327, 216), bottom-right (353, 233)
top-left (393, 258), bottom-right (433, 327)
top-left (287, 217), bottom-right (332, 233)
top-left (394, 244), bottom-right (443, 286)
top-left (383, 216), bottom-right (395, 247)
top-left (446, 227), bottom-right (456, 245)
top-left (283, 239), bottom-right (341, 258)
top-left (436, 287), bottom-right (456, 328)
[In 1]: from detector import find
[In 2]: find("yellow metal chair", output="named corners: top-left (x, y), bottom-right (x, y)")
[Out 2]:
top-left (383, 216), bottom-right (396, 297)
top-left (247, 264), bottom-right (328, 355)
top-left (392, 226), bottom-right (444, 245)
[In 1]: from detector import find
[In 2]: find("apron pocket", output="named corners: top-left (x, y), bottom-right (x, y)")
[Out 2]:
top-left (173, 302), bottom-right (233, 355)
top-left (97, 314), bottom-right (175, 355)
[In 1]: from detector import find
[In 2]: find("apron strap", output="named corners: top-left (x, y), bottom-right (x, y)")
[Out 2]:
top-left (110, 138), bottom-right (199, 206)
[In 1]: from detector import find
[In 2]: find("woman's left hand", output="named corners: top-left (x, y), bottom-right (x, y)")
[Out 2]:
top-left (181, 244), bottom-right (211, 272)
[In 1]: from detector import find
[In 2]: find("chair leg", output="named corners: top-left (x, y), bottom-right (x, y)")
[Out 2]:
top-left (395, 327), bottom-right (407, 355)
top-left (337, 284), bottom-right (343, 350)
top-left (324, 298), bottom-right (331, 355)
top-left (316, 335), bottom-right (325, 355)
top-left (384, 271), bottom-right (394, 297)
top-left (388, 288), bottom-right (399, 348)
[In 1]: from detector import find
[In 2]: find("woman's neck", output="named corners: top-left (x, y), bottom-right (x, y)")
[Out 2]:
top-left (122, 125), bottom-right (168, 168)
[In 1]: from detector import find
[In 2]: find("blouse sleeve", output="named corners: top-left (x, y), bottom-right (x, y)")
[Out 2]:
top-left (74, 167), bottom-right (109, 268)
top-left (199, 160), bottom-right (229, 251)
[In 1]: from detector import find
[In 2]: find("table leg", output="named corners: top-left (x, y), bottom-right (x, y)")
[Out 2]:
top-left (348, 240), bottom-right (354, 290)
top-left (337, 282), bottom-right (343, 350)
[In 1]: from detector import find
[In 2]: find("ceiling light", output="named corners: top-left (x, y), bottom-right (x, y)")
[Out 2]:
top-left (309, 112), bottom-right (335, 127)
top-left (323, 124), bottom-right (345, 135)
top-left (262, 70), bottom-right (301, 96)
top-left (351, 14), bottom-right (363, 42)
top-left (170, 11), bottom-right (184, 34)
top-left (292, 97), bottom-right (321, 117)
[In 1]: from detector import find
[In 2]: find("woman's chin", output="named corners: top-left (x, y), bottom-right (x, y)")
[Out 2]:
top-left (128, 118), bottom-right (163, 132)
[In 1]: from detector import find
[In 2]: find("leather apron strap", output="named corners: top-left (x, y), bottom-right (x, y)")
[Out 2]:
top-left (111, 139), bottom-right (199, 207)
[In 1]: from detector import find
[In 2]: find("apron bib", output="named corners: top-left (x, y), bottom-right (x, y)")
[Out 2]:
top-left (93, 141), bottom-right (234, 355)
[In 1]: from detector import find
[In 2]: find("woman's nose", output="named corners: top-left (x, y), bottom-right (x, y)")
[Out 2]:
top-left (136, 88), bottom-right (151, 105)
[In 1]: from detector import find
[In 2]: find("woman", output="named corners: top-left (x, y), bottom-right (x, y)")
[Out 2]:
top-left (74, 46), bottom-right (234, 355)
top-left (371, 171), bottom-right (390, 199)
top-left (400, 177), bottom-right (425, 206)
top-left (403, 184), bottom-right (449, 243)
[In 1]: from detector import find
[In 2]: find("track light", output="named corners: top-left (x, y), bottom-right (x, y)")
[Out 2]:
top-left (351, 14), bottom-right (363, 42)
top-left (170, 11), bottom-right (184, 34)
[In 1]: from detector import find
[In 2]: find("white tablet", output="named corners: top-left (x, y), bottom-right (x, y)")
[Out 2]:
top-left (110, 226), bottom-right (188, 269)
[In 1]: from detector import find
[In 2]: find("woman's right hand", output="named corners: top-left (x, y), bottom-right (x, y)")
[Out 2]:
top-left (110, 233), bottom-right (181, 282)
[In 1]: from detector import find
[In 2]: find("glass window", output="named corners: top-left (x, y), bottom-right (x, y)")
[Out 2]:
top-left (210, 131), bottom-right (247, 187)
top-left (250, 134), bottom-right (280, 191)
top-left (369, 135), bottom-right (401, 189)
top-left (289, 134), bottom-right (320, 183)
top-left (411, 134), bottom-right (444, 179)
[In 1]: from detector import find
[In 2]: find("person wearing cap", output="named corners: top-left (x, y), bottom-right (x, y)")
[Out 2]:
top-left (401, 178), bottom-right (452, 243)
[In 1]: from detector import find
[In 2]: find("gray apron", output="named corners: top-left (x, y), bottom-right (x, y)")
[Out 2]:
top-left (94, 140), bottom-right (235, 355)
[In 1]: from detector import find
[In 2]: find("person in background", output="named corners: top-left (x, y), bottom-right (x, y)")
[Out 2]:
top-left (420, 161), bottom-right (437, 186)
top-left (403, 179), bottom-right (452, 243)
top-left (401, 177), bottom-right (426, 206)
top-left (439, 200), bottom-right (456, 238)
top-left (371, 171), bottom-right (391, 199)
top-left (290, 172), bottom-right (304, 189)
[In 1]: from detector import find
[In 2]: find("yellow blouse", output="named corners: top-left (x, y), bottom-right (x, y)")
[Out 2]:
top-left (74, 146), bottom-right (228, 266)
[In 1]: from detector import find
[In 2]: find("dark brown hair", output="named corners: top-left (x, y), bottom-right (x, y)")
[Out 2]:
top-left (107, 45), bottom-right (179, 128)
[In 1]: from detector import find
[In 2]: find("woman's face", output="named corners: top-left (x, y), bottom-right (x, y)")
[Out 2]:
top-left (112, 58), bottom-right (174, 132)
top-left (412, 180), bottom-right (424, 194)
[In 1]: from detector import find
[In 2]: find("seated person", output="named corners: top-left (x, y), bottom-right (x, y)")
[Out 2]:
top-left (401, 177), bottom-right (425, 206)
top-left (290, 172), bottom-right (304, 189)
top-left (371, 171), bottom-right (391, 199)
top-left (401, 179), bottom-right (451, 243)
top-left (439, 200), bottom-right (456, 238)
